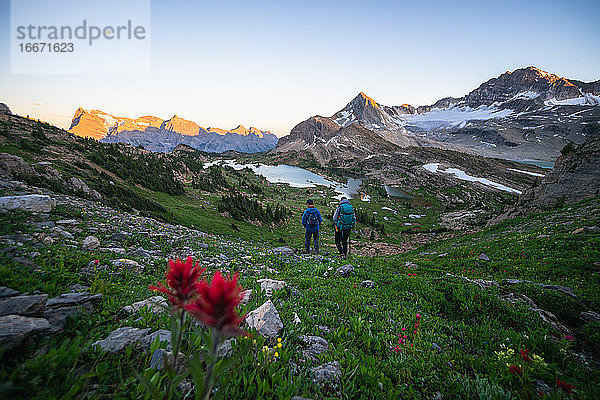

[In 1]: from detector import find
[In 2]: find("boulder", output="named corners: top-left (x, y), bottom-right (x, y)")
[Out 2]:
top-left (0, 315), bottom-right (50, 351)
top-left (122, 296), bottom-right (167, 314)
top-left (478, 253), bottom-right (490, 261)
top-left (92, 327), bottom-right (152, 353)
top-left (43, 306), bottom-right (81, 333)
top-left (82, 236), bottom-right (100, 250)
top-left (0, 286), bottom-right (20, 297)
top-left (256, 278), bottom-right (286, 297)
top-left (580, 310), bottom-right (600, 323)
top-left (111, 259), bottom-right (144, 274)
top-left (360, 280), bottom-right (375, 288)
top-left (0, 153), bottom-right (36, 179)
top-left (299, 335), bottom-right (328, 361)
top-left (272, 246), bottom-right (294, 256)
top-left (311, 361), bottom-right (342, 384)
top-left (336, 264), bottom-right (354, 277)
top-left (46, 292), bottom-right (102, 308)
top-left (245, 300), bottom-right (283, 341)
top-left (68, 177), bottom-right (101, 200)
top-left (0, 294), bottom-right (48, 317)
top-left (0, 195), bottom-right (54, 213)
top-left (142, 329), bottom-right (171, 349)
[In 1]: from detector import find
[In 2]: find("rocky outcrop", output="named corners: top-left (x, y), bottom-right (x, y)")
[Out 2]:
top-left (492, 133), bottom-right (600, 223)
top-left (0, 288), bottom-right (101, 350)
top-left (0, 195), bottom-right (55, 213)
top-left (0, 103), bottom-right (11, 114)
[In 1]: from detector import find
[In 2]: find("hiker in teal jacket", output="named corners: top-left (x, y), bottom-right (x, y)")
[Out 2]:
top-left (302, 199), bottom-right (322, 254)
top-left (333, 197), bottom-right (356, 258)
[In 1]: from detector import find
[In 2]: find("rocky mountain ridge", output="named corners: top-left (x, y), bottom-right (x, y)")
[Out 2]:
top-left (69, 108), bottom-right (278, 153)
top-left (277, 66), bottom-right (600, 162)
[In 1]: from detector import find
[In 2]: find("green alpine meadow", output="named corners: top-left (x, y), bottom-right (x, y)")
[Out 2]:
top-left (2, 2), bottom-right (600, 398)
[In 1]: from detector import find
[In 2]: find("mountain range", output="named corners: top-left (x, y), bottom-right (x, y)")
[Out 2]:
top-left (68, 108), bottom-right (278, 153)
top-left (277, 66), bottom-right (600, 163)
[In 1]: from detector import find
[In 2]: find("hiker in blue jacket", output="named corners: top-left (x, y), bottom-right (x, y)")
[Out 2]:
top-left (333, 197), bottom-right (356, 258)
top-left (301, 199), bottom-right (322, 254)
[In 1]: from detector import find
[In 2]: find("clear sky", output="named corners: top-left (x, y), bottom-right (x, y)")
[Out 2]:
top-left (1, 0), bottom-right (599, 137)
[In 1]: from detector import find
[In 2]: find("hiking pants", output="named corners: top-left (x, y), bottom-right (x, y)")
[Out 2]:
top-left (335, 229), bottom-right (351, 255)
top-left (305, 230), bottom-right (319, 253)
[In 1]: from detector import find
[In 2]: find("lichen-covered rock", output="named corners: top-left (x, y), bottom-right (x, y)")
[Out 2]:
top-left (0, 294), bottom-right (48, 317)
top-left (92, 327), bottom-right (152, 353)
top-left (82, 235), bottom-right (100, 250)
top-left (0, 315), bottom-right (50, 351)
top-left (311, 361), bottom-right (342, 384)
top-left (122, 296), bottom-right (167, 314)
top-left (0, 195), bottom-right (54, 213)
top-left (257, 278), bottom-right (286, 296)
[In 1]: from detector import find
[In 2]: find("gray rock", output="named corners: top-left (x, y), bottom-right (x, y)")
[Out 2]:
top-left (149, 349), bottom-right (186, 372)
top-left (142, 329), bottom-right (172, 349)
top-left (336, 264), bottom-right (354, 277)
top-left (82, 236), bottom-right (100, 250)
top-left (129, 247), bottom-right (152, 259)
top-left (534, 379), bottom-right (553, 396)
top-left (55, 219), bottom-right (79, 227)
top-left (272, 246), bottom-right (294, 256)
top-left (256, 278), bottom-right (286, 297)
top-left (0, 315), bottom-right (50, 351)
top-left (46, 292), bottom-right (102, 308)
top-left (92, 327), bottom-right (152, 353)
top-left (299, 335), bottom-right (328, 361)
top-left (360, 280), bottom-right (375, 288)
top-left (217, 338), bottom-right (236, 357)
top-left (110, 232), bottom-right (129, 242)
top-left (111, 259), bottom-right (144, 273)
top-left (478, 253), bottom-right (490, 261)
top-left (245, 300), bottom-right (283, 341)
top-left (0, 286), bottom-right (20, 297)
top-left (503, 279), bottom-right (576, 298)
top-left (0, 294), bottom-right (48, 317)
top-left (500, 293), bottom-right (573, 336)
top-left (311, 361), bottom-right (342, 384)
top-left (0, 195), bottom-right (54, 213)
top-left (68, 177), bottom-right (101, 200)
top-left (43, 305), bottom-right (81, 333)
top-left (122, 296), bottom-right (167, 314)
top-left (68, 284), bottom-right (90, 292)
top-left (580, 310), bottom-right (600, 323)
top-left (291, 397), bottom-right (313, 400)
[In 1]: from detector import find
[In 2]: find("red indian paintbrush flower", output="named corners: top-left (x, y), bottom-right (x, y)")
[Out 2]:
top-left (520, 349), bottom-right (532, 362)
top-left (149, 256), bottom-right (205, 308)
top-left (185, 270), bottom-right (246, 337)
top-left (555, 377), bottom-right (576, 394)
top-left (508, 364), bottom-right (522, 377)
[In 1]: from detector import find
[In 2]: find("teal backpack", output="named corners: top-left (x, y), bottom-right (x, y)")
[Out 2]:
top-left (337, 203), bottom-right (356, 230)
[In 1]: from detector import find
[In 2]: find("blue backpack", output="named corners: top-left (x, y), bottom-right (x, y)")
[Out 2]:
top-left (337, 203), bottom-right (356, 230)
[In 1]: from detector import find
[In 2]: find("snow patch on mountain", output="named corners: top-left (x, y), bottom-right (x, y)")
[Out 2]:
top-left (544, 94), bottom-right (600, 107)
top-left (423, 163), bottom-right (521, 194)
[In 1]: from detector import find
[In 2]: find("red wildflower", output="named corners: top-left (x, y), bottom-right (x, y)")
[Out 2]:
top-left (520, 349), bottom-right (531, 362)
top-left (185, 270), bottom-right (246, 337)
top-left (415, 313), bottom-right (421, 320)
top-left (508, 364), bottom-right (522, 376)
top-left (555, 377), bottom-right (576, 394)
top-left (149, 256), bottom-right (205, 308)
